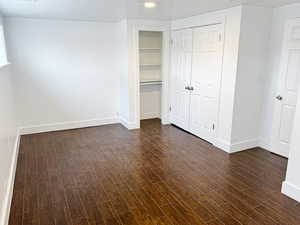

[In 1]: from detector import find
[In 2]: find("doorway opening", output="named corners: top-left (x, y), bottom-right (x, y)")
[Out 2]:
top-left (139, 31), bottom-right (164, 127)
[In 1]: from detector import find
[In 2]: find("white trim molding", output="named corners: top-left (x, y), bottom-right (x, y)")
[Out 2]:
top-left (282, 181), bottom-right (300, 203)
top-left (140, 112), bottom-right (161, 120)
top-left (230, 139), bottom-right (259, 153)
top-left (19, 117), bottom-right (119, 135)
top-left (214, 138), bottom-right (259, 153)
top-left (214, 138), bottom-right (231, 153)
top-left (259, 138), bottom-right (271, 151)
top-left (0, 134), bottom-right (20, 225)
top-left (119, 116), bottom-right (139, 130)
top-left (0, 62), bottom-right (11, 70)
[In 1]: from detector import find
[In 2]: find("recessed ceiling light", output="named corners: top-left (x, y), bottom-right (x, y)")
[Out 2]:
top-left (144, 2), bottom-right (157, 8)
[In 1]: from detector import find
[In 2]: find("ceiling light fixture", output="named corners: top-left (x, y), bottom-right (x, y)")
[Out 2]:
top-left (144, 2), bottom-right (157, 8)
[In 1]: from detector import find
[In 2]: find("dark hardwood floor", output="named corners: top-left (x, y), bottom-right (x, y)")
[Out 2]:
top-left (9, 119), bottom-right (300, 225)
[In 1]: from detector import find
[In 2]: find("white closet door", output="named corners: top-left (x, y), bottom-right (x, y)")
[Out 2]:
top-left (189, 24), bottom-right (224, 143)
top-left (170, 29), bottom-right (193, 130)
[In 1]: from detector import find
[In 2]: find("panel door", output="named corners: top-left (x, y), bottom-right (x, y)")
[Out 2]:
top-left (189, 24), bottom-right (224, 143)
top-left (271, 19), bottom-right (300, 158)
top-left (170, 29), bottom-right (193, 130)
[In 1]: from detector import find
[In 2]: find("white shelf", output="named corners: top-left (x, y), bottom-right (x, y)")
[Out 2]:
top-left (139, 51), bottom-right (161, 55)
top-left (139, 31), bottom-right (162, 87)
top-left (139, 48), bottom-right (161, 51)
top-left (140, 64), bottom-right (161, 67)
top-left (139, 31), bottom-right (162, 50)
top-left (140, 51), bottom-right (161, 66)
top-left (140, 69), bottom-right (161, 73)
top-left (140, 70), bottom-right (161, 81)
top-left (140, 80), bottom-right (162, 86)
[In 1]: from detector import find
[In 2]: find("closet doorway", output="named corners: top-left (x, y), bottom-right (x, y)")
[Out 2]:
top-left (137, 28), bottom-right (170, 127)
top-left (139, 31), bottom-right (163, 122)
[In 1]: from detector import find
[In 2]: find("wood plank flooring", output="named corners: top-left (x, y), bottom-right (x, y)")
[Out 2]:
top-left (9, 119), bottom-right (300, 225)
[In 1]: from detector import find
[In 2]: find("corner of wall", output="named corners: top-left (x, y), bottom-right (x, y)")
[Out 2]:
top-left (229, 5), bottom-right (273, 150)
top-left (214, 138), bottom-right (231, 153)
top-left (282, 181), bottom-right (300, 203)
top-left (0, 133), bottom-right (20, 225)
top-left (119, 116), bottom-right (139, 130)
top-left (216, 5), bottom-right (242, 149)
top-left (258, 138), bottom-right (271, 151)
top-left (229, 139), bottom-right (259, 153)
top-left (214, 138), bottom-right (259, 154)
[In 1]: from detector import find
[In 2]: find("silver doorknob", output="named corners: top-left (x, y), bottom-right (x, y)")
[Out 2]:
top-left (185, 86), bottom-right (194, 91)
top-left (276, 95), bottom-right (283, 101)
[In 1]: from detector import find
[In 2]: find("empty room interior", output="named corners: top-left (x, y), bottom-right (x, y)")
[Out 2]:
top-left (1, 0), bottom-right (300, 224)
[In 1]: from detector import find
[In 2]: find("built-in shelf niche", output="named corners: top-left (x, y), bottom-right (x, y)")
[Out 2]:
top-left (139, 31), bottom-right (162, 83)
top-left (139, 31), bottom-right (163, 120)
top-left (140, 69), bottom-right (161, 82)
top-left (140, 80), bottom-right (162, 86)
top-left (139, 48), bottom-right (161, 51)
top-left (139, 31), bottom-right (162, 50)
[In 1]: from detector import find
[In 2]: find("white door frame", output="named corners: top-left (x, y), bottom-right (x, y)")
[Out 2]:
top-left (270, 18), bottom-right (300, 158)
top-left (130, 21), bottom-right (171, 128)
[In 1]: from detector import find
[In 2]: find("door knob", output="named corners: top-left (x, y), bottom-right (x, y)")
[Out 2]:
top-left (185, 86), bottom-right (194, 91)
top-left (276, 95), bottom-right (283, 101)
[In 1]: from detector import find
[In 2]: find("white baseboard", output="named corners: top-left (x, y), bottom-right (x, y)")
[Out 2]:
top-left (258, 139), bottom-right (271, 151)
top-left (19, 117), bottom-right (119, 135)
top-left (119, 117), bottom-right (139, 130)
top-left (161, 117), bottom-right (170, 125)
top-left (282, 181), bottom-right (300, 203)
top-left (0, 134), bottom-right (20, 225)
top-left (230, 139), bottom-right (259, 153)
top-left (214, 138), bottom-right (259, 154)
top-left (161, 120), bottom-right (171, 125)
top-left (213, 138), bottom-right (231, 153)
top-left (140, 112), bottom-right (161, 120)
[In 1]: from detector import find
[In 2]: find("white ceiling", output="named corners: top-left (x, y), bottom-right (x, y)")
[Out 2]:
top-left (0, 0), bottom-right (299, 22)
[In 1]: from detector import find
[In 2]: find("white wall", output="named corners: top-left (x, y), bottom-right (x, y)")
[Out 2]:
top-left (117, 19), bottom-right (130, 125)
top-left (5, 18), bottom-right (121, 133)
top-left (260, 3), bottom-right (300, 149)
top-left (282, 85), bottom-right (300, 202)
top-left (231, 6), bottom-right (273, 146)
top-left (0, 64), bottom-right (18, 225)
top-left (216, 7), bottom-right (242, 149)
top-left (0, 16), bottom-right (18, 225)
